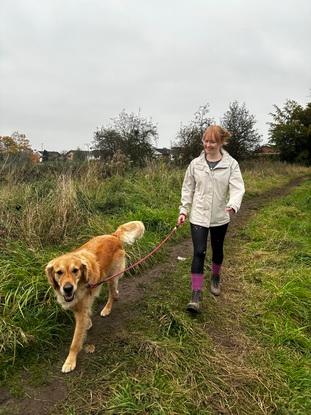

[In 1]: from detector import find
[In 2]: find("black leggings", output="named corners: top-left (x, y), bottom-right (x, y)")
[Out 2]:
top-left (191, 223), bottom-right (229, 274)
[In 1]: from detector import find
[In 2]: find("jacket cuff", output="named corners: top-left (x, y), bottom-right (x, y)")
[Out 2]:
top-left (226, 204), bottom-right (238, 213)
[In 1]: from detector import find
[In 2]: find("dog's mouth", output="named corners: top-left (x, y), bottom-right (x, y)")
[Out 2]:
top-left (63, 293), bottom-right (75, 302)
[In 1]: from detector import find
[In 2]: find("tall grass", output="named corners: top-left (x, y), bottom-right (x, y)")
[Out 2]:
top-left (0, 243), bottom-right (68, 371)
top-left (241, 159), bottom-right (310, 197)
top-left (0, 159), bottom-right (310, 381)
top-left (0, 161), bottom-right (187, 375)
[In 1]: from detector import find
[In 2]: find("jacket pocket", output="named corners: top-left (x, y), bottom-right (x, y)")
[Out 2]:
top-left (211, 200), bottom-right (230, 225)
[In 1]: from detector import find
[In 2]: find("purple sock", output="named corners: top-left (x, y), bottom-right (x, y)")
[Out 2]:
top-left (191, 273), bottom-right (204, 291)
top-left (212, 263), bottom-right (222, 276)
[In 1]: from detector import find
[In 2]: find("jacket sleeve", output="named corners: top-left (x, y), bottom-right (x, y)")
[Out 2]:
top-left (179, 162), bottom-right (195, 216)
top-left (226, 161), bottom-right (245, 213)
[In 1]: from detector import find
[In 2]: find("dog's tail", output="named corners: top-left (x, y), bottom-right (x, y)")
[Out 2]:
top-left (113, 221), bottom-right (145, 245)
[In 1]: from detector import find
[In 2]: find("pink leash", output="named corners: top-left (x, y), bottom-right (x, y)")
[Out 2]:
top-left (86, 224), bottom-right (180, 289)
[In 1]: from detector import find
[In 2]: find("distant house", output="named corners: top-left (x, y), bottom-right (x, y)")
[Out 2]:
top-left (170, 146), bottom-right (183, 162)
top-left (65, 150), bottom-right (101, 161)
top-left (66, 150), bottom-right (87, 161)
top-left (39, 149), bottom-right (101, 162)
top-left (39, 150), bottom-right (62, 162)
top-left (255, 145), bottom-right (279, 155)
top-left (153, 147), bottom-right (172, 160)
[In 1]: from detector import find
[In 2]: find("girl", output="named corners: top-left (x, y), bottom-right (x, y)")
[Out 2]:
top-left (177, 125), bottom-right (245, 313)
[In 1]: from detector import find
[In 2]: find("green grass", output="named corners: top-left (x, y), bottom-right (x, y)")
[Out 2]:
top-left (0, 162), bottom-right (188, 378)
top-left (0, 243), bottom-right (69, 377)
top-left (47, 270), bottom-right (271, 414)
top-left (48, 177), bottom-right (311, 415)
top-left (0, 160), bottom-right (310, 414)
top-left (241, 159), bottom-right (309, 198)
top-left (233, 179), bottom-right (311, 414)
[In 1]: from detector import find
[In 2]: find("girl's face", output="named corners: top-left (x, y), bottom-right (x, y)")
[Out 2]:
top-left (203, 137), bottom-right (222, 154)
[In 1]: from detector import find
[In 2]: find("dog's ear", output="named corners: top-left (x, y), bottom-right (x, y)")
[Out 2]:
top-left (80, 259), bottom-right (100, 285)
top-left (80, 260), bottom-right (88, 281)
top-left (45, 261), bottom-right (58, 289)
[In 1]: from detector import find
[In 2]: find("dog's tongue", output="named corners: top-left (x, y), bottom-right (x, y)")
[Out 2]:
top-left (64, 294), bottom-right (74, 302)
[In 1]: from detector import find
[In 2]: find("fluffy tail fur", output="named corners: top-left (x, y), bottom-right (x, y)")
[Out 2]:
top-left (113, 221), bottom-right (145, 245)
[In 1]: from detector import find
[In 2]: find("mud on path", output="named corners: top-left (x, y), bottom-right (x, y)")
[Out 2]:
top-left (0, 175), bottom-right (309, 415)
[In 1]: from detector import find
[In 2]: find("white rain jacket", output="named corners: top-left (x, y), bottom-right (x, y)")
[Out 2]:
top-left (179, 150), bottom-right (245, 227)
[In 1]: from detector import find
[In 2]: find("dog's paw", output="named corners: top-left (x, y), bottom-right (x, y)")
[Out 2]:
top-left (100, 306), bottom-right (111, 317)
top-left (87, 318), bottom-right (92, 330)
top-left (84, 343), bottom-right (95, 353)
top-left (61, 357), bottom-right (76, 373)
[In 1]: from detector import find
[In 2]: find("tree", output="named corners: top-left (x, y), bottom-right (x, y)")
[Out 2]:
top-left (221, 101), bottom-right (261, 160)
top-left (73, 148), bottom-right (88, 162)
top-left (93, 129), bottom-right (124, 160)
top-left (93, 110), bottom-right (158, 167)
top-left (173, 104), bottom-right (214, 164)
top-left (0, 132), bottom-right (33, 165)
top-left (0, 132), bottom-right (32, 155)
top-left (41, 149), bottom-right (49, 162)
top-left (268, 99), bottom-right (311, 165)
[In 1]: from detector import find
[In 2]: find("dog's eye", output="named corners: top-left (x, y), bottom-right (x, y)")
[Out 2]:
top-left (72, 268), bottom-right (79, 274)
top-left (56, 270), bottom-right (63, 275)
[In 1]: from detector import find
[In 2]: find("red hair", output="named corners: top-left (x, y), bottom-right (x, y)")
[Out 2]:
top-left (202, 125), bottom-right (231, 145)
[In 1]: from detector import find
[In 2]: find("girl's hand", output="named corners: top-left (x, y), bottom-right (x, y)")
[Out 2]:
top-left (225, 207), bottom-right (235, 215)
top-left (177, 213), bottom-right (187, 226)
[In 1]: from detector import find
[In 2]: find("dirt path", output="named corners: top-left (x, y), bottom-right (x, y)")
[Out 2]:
top-left (0, 175), bottom-right (308, 415)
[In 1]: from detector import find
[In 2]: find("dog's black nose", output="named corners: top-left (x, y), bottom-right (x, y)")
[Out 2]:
top-left (63, 283), bottom-right (73, 294)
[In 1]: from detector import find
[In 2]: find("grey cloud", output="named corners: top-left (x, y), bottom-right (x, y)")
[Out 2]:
top-left (1, 0), bottom-right (310, 151)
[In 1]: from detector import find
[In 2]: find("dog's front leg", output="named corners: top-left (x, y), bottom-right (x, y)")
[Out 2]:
top-left (62, 309), bottom-right (88, 373)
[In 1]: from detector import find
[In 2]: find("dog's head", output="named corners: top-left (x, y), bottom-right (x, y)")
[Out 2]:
top-left (45, 254), bottom-right (89, 303)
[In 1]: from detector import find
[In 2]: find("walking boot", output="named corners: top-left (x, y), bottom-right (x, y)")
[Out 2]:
top-left (210, 274), bottom-right (221, 296)
top-left (186, 290), bottom-right (202, 313)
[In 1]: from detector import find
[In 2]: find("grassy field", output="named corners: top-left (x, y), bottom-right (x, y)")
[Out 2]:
top-left (0, 159), bottom-right (310, 414)
top-left (0, 161), bottom-right (187, 375)
top-left (235, 179), bottom-right (311, 414)
top-left (51, 177), bottom-right (310, 415)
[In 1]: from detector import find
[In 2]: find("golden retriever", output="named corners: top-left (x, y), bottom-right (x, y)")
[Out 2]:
top-left (45, 221), bottom-right (145, 373)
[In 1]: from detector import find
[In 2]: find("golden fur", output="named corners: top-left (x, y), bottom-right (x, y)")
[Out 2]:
top-left (45, 221), bottom-right (145, 373)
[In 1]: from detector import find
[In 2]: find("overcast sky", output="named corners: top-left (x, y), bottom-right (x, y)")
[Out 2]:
top-left (1, 0), bottom-right (310, 152)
